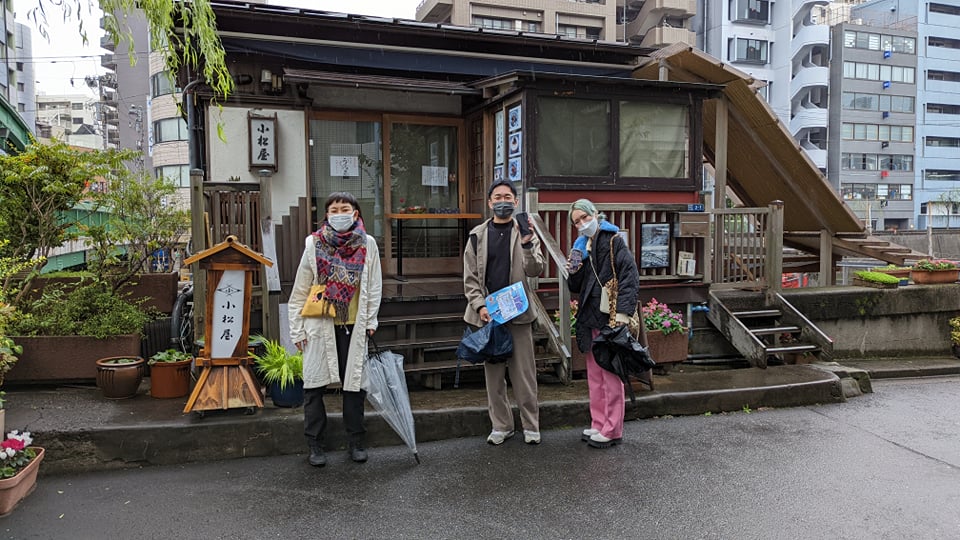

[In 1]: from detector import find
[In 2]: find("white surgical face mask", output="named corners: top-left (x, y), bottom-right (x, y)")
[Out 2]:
top-left (577, 218), bottom-right (598, 238)
top-left (328, 213), bottom-right (355, 232)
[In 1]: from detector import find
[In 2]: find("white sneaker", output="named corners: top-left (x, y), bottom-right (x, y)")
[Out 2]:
top-left (581, 428), bottom-right (599, 442)
top-left (486, 430), bottom-right (515, 445)
top-left (523, 430), bottom-right (541, 445)
top-left (587, 432), bottom-right (622, 449)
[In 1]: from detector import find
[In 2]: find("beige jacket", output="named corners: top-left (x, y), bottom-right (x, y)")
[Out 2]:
top-left (463, 218), bottom-right (545, 327)
top-left (288, 234), bottom-right (382, 391)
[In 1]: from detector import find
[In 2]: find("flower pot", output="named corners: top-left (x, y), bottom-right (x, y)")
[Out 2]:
top-left (95, 356), bottom-right (146, 399)
top-left (648, 329), bottom-right (688, 374)
top-left (149, 359), bottom-right (192, 398)
top-left (910, 269), bottom-right (958, 284)
top-left (0, 447), bottom-right (44, 517)
top-left (269, 380), bottom-right (304, 408)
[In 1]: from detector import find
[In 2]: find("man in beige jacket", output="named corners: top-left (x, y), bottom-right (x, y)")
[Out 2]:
top-left (463, 180), bottom-right (545, 445)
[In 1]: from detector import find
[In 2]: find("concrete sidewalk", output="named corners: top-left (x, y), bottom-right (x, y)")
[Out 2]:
top-left (6, 357), bottom-right (958, 474)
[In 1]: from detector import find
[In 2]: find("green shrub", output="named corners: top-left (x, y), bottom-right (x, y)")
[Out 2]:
top-left (8, 281), bottom-right (156, 338)
top-left (854, 270), bottom-right (900, 284)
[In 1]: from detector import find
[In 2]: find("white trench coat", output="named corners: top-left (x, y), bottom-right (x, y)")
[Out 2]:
top-left (287, 234), bottom-right (382, 392)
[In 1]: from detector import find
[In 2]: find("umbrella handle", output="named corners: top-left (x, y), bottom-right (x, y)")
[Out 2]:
top-left (368, 336), bottom-right (384, 362)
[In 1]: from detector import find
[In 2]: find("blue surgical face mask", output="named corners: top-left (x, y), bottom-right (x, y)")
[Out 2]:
top-left (492, 202), bottom-right (515, 219)
top-left (328, 213), bottom-right (355, 232)
top-left (577, 217), bottom-right (598, 238)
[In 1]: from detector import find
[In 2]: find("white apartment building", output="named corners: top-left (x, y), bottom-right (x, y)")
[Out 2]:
top-left (695, 0), bottom-right (831, 172)
top-left (35, 94), bottom-right (104, 149)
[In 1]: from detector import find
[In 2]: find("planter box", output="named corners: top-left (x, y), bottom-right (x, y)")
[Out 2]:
top-left (0, 447), bottom-right (44, 517)
top-left (853, 277), bottom-right (898, 289)
top-left (648, 329), bottom-right (688, 373)
top-left (5, 334), bottom-right (142, 384)
top-left (910, 269), bottom-right (958, 285)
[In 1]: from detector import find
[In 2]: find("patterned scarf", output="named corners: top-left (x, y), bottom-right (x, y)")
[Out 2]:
top-left (314, 217), bottom-right (367, 323)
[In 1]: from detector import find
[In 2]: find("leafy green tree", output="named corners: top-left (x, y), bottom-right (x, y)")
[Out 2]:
top-left (0, 139), bottom-right (135, 305)
top-left (28, 0), bottom-right (233, 101)
top-left (85, 172), bottom-right (190, 291)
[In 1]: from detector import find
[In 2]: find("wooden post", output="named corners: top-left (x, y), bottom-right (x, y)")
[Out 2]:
top-left (258, 169), bottom-right (281, 342)
top-left (766, 201), bottom-right (784, 303)
top-left (190, 168), bottom-right (207, 347)
top-left (712, 96), bottom-right (729, 284)
top-left (819, 229), bottom-right (834, 286)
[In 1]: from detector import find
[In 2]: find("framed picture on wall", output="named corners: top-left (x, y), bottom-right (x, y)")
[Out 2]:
top-left (495, 110), bottom-right (505, 165)
top-left (508, 156), bottom-right (522, 181)
top-left (640, 223), bottom-right (670, 269)
top-left (493, 165), bottom-right (504, 182)
top-left (508, 132), bottom-right (522, 158)
top-left (508, 105), bottom-right (522, 132)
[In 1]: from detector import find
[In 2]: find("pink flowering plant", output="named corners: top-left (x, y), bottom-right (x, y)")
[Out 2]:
top-left (641, 298), bottom-right (686, 336)
top-left (0, 430), bottom-right (36, 478)
top-left (912, 259), bottom-right (957, 271)
top-left (553, 300), bottom-right (578, 336)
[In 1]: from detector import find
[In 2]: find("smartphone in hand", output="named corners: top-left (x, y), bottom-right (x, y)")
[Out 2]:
top-left (515, 212), bottom-right (532, 237)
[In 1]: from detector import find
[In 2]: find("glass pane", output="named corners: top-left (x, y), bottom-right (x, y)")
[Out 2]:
top-left (309, 119), bottom-right (384, 239)
top-left (537, 97), bottom-right (610, 176)
top-left (389, 123), bottom-right (460, 258)
top-left (620, 102), bottom-right (688, 178)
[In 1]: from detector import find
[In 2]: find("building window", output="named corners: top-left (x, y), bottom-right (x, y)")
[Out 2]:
top-left (843, 62), bottom-right (915, 83)
top-left (153, 118), bottom-right (188, 143)
top-left (17, 103), bottom-right (24, 112)
top-left (928, 70), bottom-right (960, 82)
top-left (150, 73), bottom-right (181, 98)
top-left (930, 3), bottom-right (960, 16)
top-left (925, 170), bottom-right (960, 181)
top-left (841, 153), bottom-right (913, 171)
top-left (557, 24), bottom-right (601, 39)
top-left (841, 183), bottom-right (912, 201)
top-left (16, 82), bottom-right (23, 91)
top-left (928, 36), bottom-right (960, 50)
top-left (927, 103), bottom-right (960, 115)
top-left (844, 31), bottom-right (915, 54)
top-left (734, 38), bottom-right (768, 63)
top-left (72, 102), bottom-right (84, 110)
top-left (841, 123), bottom-right (913, 142)
top-left (926, 136), bottom-right (960, 148)
top-left (535, 96), bottom-right (692, 186)
top-left (155, 165), bottom-right (191, 188)
top-left (72, 117), bottom-right (83, 125)
top-left (731, 0), bottom-right (769, 23)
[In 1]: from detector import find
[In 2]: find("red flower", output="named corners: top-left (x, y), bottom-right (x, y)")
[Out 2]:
top-left (1, 438), bottom-right (25, 451)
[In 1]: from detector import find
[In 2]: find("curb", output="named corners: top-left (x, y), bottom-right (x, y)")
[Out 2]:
top-left (31, 366), bottom-right (846, 475)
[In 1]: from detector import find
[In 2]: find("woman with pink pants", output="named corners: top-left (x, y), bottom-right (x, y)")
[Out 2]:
top-left (566, 199), bottom-right (640, 449)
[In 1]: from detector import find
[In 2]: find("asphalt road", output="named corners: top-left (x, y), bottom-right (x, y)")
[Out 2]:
top-left (4, 377), bottom-right (960, 539)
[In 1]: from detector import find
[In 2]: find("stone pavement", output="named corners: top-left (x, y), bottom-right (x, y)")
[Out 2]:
top-left (6, 357), bottom-right (958, 475)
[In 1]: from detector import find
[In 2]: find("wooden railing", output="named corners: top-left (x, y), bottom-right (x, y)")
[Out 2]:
top-left (711, 201), bottom-right (783, 293)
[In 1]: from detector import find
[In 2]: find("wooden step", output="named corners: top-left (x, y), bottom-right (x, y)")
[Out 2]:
top-left (765, 344), bottom-right (819, 354)
top-left (373, 337), bottom-right (462, 351)
top-left (751, 326), bottom-right (801, 336)
top-left (733, 309), bottom-right (781, 319)
top-left (378, 313), bottom-right (464, 326)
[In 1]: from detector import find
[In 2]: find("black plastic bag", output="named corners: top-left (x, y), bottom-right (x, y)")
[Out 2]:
top-left (592, 324), bottom-right (656, 403)
top-left (456, 321), bottom-right (513, 364)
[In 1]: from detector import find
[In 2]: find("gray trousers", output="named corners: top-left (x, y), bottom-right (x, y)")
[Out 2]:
top-left (483, 321), bottom-right (540, 433)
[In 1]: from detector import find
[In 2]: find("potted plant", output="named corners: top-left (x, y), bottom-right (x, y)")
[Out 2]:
top-left (852, 270), bottom-right (900, 289)
top-left (641, 298), bottom-right (688, 373)
top-left (95, 356), bottom-right (146, 399)
top-left (910, 259), bottom-right (959, 285)
top-left (251, 338), bottom-right (304, 408)
top-left (148, 349), bottom-right (193, 399)
top-left (950, 316), bottom-right (960, 359)
top-left (0, 430), bottom-right (43, 517)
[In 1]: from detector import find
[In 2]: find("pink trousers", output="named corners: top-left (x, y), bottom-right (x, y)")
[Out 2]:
top-left (585, 328), bottom-right (625, 439)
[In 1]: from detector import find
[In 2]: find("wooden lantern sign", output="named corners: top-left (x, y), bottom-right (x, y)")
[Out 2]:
top-left (182, 235), bottom-right (273, 415)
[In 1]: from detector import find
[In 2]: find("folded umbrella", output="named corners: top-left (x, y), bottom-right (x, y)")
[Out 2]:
top-left (456, 321), bottom-right (513, 365)
top-left (592, 324), bottom-right (656, 404)
top-left (364, 342), bottom-right (419, 464)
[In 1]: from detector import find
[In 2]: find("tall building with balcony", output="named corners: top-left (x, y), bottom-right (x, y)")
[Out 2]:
top-left (852, 0), bottom-right (960, 229)
top-left (695, 0), bottom-right (831, 172)
top-left (99, 12), bottom-right (190, 203)
top-left (14, 22), bottom-right (34, 134)
top-left (0, 0), bottom-right (30, 154)
top-left (414, 0), bottom-right (695, 46)
top-left (828, 22), bottom-right (917, 232)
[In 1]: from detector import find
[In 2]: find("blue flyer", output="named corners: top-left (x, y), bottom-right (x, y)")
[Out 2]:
top-left (485, 281), bottom-right (528, 324)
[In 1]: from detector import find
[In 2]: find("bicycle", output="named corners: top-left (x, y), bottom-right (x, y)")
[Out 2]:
top-left (170, 283), bottom-right (195, 355)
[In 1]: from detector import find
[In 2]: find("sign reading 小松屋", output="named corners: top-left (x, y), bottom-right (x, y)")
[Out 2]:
top-left (249, 113), bottom-right (278, 170)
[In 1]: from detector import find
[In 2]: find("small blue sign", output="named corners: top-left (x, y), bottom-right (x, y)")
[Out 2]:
top-left (687, 203), bottom-right (705, 212)
top-left (883, 50), bottom-right (892, 59)
top-left (882, 80), bottom-right (891, 89)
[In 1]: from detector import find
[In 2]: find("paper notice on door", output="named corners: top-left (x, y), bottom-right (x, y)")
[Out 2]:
top-left (421, 166), bottom-right (448, 187)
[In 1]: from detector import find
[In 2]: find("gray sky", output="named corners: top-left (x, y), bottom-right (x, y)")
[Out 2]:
top-left (17, 0), bottom-right (420, 98)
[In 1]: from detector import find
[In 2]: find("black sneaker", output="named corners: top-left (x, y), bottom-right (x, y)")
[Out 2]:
top-left (308, 446), bottom-right (326, 467)
top-left (349, 444), bottom-right (368, 463)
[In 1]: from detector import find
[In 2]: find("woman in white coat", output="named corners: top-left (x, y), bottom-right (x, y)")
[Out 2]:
top-left (288, 192), bottom-right (382, 467)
